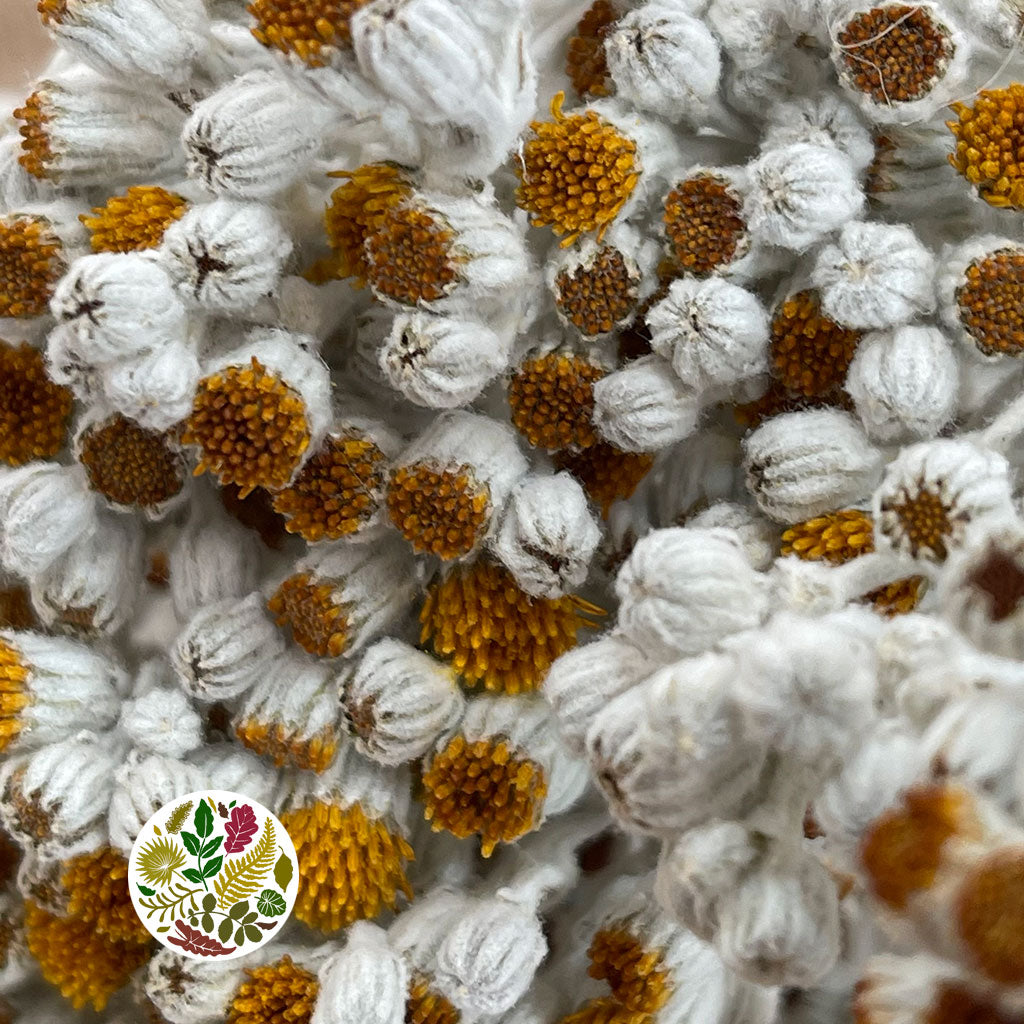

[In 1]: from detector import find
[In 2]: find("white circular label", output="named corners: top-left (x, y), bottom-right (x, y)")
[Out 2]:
top-left (128, 790), bottom-right (298, 960)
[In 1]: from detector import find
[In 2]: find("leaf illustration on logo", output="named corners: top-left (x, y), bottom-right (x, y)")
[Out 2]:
top-left (218, 802), bottom-right (229, 818)
top-left (213, 818), bottom-right (276, 909)
top-left (256, 890), bottom-right (287, 917)
top-left (224, 805), bottom-right (258, 853)
top-left (137, 883), bottom-right (202, 923)
top-left (137, 836), bottom-right (188, 887)
top-left (194, 800), bottom-right (214, 839)
top-left (273, 852), bottom-right (293, 891)
top-left (167, 920), bottom-right (237, 957)
top-left (137, 884), bottom-right (156, 896)
top-left (165, 800), bottom-right (193, 835)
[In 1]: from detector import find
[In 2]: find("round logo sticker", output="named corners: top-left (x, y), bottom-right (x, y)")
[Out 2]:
top-left (129, 790), bottom-right (298, 959)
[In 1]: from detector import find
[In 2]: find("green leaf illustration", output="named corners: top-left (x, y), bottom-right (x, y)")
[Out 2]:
top-left (273, 852), bottom-right (293, 891)
top-left (229, 900), bottom-right (249, 920)
top-left (137, 882), bottom-right (202, 923)
top-left (194, 801), bottom-right (214, 839)
top-left (202, 855), bottom-right (223, 879)
top-left (219, 917), bottom-right (233, 942)
top-left (181, 832), bottom-right (200, 856)
top-left (244, 925), bottom-right (262, 942)
top-left (136, 837), bottom-right (188, 887)
top-left (234, 927), bottom-right (246, 946)
top-left (256, 890), bottom-right (287, 917)
top-left (201, 913), bottom-right (214, 932)
top-left (165, 800), bottom-right (193, 835)
top-left (202, 894), bottom-right (216, 912)
top-left (182, 868), bottom-right (204, 884)
top-left (137, 884), bottom-right (156, 897)
top-left (200, 836), bottom-right (223, 859)
top-left (157, 926), bottom-right (170, 933)
top-left (214, 819), bottom-right (276, 909)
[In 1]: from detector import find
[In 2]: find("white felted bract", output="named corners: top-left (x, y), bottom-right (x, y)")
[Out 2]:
top-left (688, 501), bottom-right (778, 571)
top-left (433, 895), bottom-right (547, 1017)
top-left (159, 198), bottom-right (292, 311)
top-left (845, 325), bottom-right (958, 444)
top-left (118, 687), bottom-right (204, 759)
top-left (706, 0), bottom-right (788, 67)
top-left (543, 632), bottom-right (656, 757)
top-left (312, 922), bottom-right (408, 1024)
top-left (381, 311), bottom-right (512, 408)
top-left (49, 252), bottom-right (187, 366)
top-left (171, 592), bottom-right (285, 702)
top-left (0, 463), bottom-right (98, 578)
top-left (0, 630), bottom-right (126, 751)
top-left (812, 221), bottom-right (936, 330)
top-left (191, 744), bottom-right (277, 806)
top-left (490, 473), bottom-right (600, 598)
top-left (586, 651), bottom-right (769, 836)
top-left (183, 69), bottom-right (330, 198)
top-left (761, 92), bottom-right (875, 172)
top-left (344, 639), bottom-right (463, 765)
top-left (646, 276), bottom-right (769, 392)
top-left (145, 951), bottom-right (247, 1024)
top-left (615, 527), bottom-right (771, 661)
top-left (743, 409), bottom-right (883, 523)
top-left (592, 355), bottom-right (700, 453)
top-left (744, 142), bottom-right (863, 250)
top-left (605, 3), bottom-right (721, 122)
top-left (100, 340), bottom-right (202, 432)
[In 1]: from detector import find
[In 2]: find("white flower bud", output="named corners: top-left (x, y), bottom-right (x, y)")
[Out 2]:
top-left (543, 632), bottom-right (657, 758)
top-left (490, 473), bottom-right (600, 598)
top-left (0, 132), bottom-right (49, 209)
top-left (604, 3), bottom-right (721, 123)
top-left (100, 339), bottom-right (202, 432)
top-left (587, 651), bottom-right (768, 836)
top-left (29, 510), bottom-right (142, 635)
top-left (743, 409), bottom-right (883, 524)
top-left (761, 92), bottom-right (875, 172)
top-left (144, 949), bottom-right (247, 1024)
top-left (49, 252), bottom-right (188, 366)
top-left (41, 0), bottom-right (209, 87)
top-left (744, 143), bottom-right (864, 251)
top-left (812, 222), bottom-right (936, 330)
top-left (171, 592), bottom-right (285, 702)
top-left (0, 630), bottom-right (126, 752)
top-left (14, 68), bottom-right (184, 186)
top-left (191, 743), bottom-right (278, 806)
top-left (687, 501), bottom-right (778, 571)
top-left (0, 462), bottom-right (98, 578)
top-left (159, 198), bottom-right (292, 312)
top-left (118, 687), bottom-right (203, 759)
top-left (592, 355), bottom-right (700, 453)
top-left (646, 276), bottom-right (769, 392)
top-left (312, 922), bottom-right (408, 1024)
top-left (381, 311), bottom-right (512, 408)
top-left (343, 639), bottom-right (463, 766)
top-left (873, 439), bottom-right (1014, 561)
top-left (615, 527), bottom-right (771, 661)
top-left (107, 751), bottom-right (210, 854)
top-left (845, 325), bottom-right (958, 444)
top-left (0, 731), bottom-right (125, 861)
top-left (433, 895), bottom-right (546, 1017)
top-left (706, 0), bottom-right (789, 67)
top-left (183, 70), bottom-right (330, 198)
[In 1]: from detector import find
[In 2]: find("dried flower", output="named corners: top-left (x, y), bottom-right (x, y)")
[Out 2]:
top-left (949, 84), bottom-right (1024, 210)
top-left (80, 186), bottom-right (187, 254)
top-left (550, 239), bottom-right (645, 338)
top-left (228, 955), bottom-right (319, 1024)
top-left (248, 0), bottom-right (371, 65)
top-left (566, 0), bottom-right (618, 99)
top-left (555, 443), bottom-right (654, 518)
top-left (662, 171), bottom-right (749, 277)
top-left (0, 341), bottom-right (71, 465)
top-left (0, 213), bottom-right (69, 319)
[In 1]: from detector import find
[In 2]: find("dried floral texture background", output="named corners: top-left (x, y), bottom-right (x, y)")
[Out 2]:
top-left (5, 0), bottom-right (1024, 1023)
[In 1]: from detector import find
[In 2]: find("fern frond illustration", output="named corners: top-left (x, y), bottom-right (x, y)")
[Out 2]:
top-left (137, 836), bottom-right (188, 886)
top-left (213, 818), bottom-right (276, 909)
top-left (165, 800), bottom-right (193, 834)
top-left (137, 881), bottom-right (202, 923)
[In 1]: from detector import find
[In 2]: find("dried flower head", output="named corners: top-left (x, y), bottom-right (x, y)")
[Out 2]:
top-left (835, 4), bottom-right (955, 105)
top-left (587, 925), bottom-right (671, 1015)
top-left (387, 464), bottom-right (490, 560)
top-left (221, 483), bottom-right (289, 550)
top-left (663, 173), bottom-right (748, 276)
top-left (61, 846), bottom-right (150, 946)
top-left (421, 733), bottom-right (547, 857)
top-left (248, 0), bottom-right (372, 66)
top-left (271, 431), bottom-right (389, 542)
top-left (955, 849), bottom-right (1024, 985)
top-left (0, 640), bottom-right (29, 754)
top-left (516, 93), bottom-right (639, 245)
top-left (954, 247), bottom-right (1024, 357)
top-left (558, 997), bottom-right (647, 1024)
top-left (227, 955), bottom-right (319, 1024)
top-left (183, 357), bottom-right (311, 495)
top-left (0, 341), bottom-right (71, 466)
top-left (567, 0), bottom-right (618, 99)
top-left (554, 245), bottom-right (641, 337)
top-left (268, 572), bottom-right (349, 658)
top-left (77, 414), bottom-right (185, 512)
top-left (80, 186), bottom-right (187, 254)
top-left (407, 975), bottom-right (460, 1024)
top-left (24, 900), bottom-right (150, 1011)
top-left (509, 353), bottom-right (606, 451)
top-left (555, 442), bottom-right (654, 517)
top-left (0, 215), bottom-right (66, 318)
top-left (280, 800), bottom-right (413, 931)
top-left (949, 84), bottom-right (1024, 209)
top-left (420, 560), bottom-right (601, 694)
top-left (859, 783), bottom-right (980, 910)
top-left (13, 91), bottom-right (53, 180)
top-left (771, 290), bottom-right (862, 399)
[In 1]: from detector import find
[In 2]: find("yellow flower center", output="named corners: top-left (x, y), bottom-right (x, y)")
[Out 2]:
top-left (0, 215), bottom-right (65, 318)
top-left (587, 926), bottom-right (672, 1015)
top-left (566, 0), bottom-right (617, 99)
top-left (949, 83), bottom-right (1024, 210)
top-left (555, 246), bottom-right (639, 337)
top-left (956, 849), bottom-right (1024, 986)
top-left (956, 247), bottom-right (1024, 357)
top-left (509, 353), bottom-right (606, 451)
top-left (0, 340), bottom-right (71, 466)
top-left (81, 186), bottom-right (188, 253)
top-left (663, 174), bottom-right (747, 276)
top-left (228, 955), bottom-right (319, 1024)
top-left (0, 639), bottom-right (29, 753)
top-left (61, 847), bottom-right (151, 946)
top-left (555, 442), bottom-right (654, 518)
top-left (234, 716), bottom-right (339, 774)
top-left (248, 0), bottom-right (374, 66)
top-left (268, 571), bottom-right (349, 658)
top-left (12, 91), bottom-right (54, 180)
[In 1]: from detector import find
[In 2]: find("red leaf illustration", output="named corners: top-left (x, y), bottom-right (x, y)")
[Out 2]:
top-left (224, 804), bottom-right (258, 853)
top-left (167, 920), bottom-right (237, 957)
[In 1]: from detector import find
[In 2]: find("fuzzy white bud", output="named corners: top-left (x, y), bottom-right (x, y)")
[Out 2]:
top-left (687, 502), bottom-right (778, 571)
top-left (100, 340), bottom-right (202, 433)
top-left (761, 92), bottom-right (875, 172)
top-left (118, 688), bottom-right (203, 759)
top-left (144, 950), bottom-right (247, 1024)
